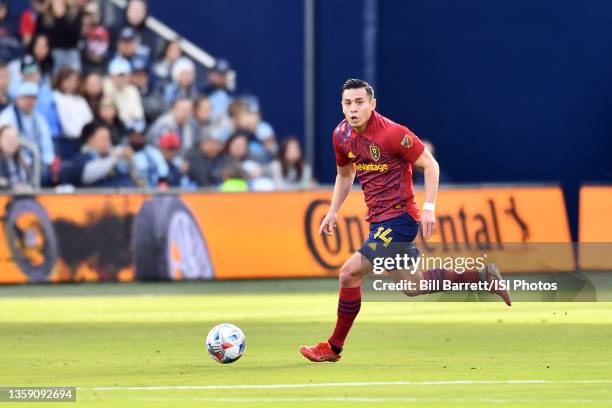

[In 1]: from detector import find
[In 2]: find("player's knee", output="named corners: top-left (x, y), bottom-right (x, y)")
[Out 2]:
top-left (339, 263), bottom-right (361, 287)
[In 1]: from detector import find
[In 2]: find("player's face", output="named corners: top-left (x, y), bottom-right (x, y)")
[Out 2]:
top-left (342, 88), bottom-right (376, 130)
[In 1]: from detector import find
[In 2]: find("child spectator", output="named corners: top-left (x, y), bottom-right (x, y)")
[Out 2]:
top-left (126, 120), bottom-right (169, 188)
top-left (0, 125), bottom-right (33, 191)
top-left (94, 95), bottom-right (125, 145)
top-left (269, 136), bottom-right (313, 190)
top-left (103, 57), bottom-right (144, 124)
top-left (59, 121), bottom-right (134, 187)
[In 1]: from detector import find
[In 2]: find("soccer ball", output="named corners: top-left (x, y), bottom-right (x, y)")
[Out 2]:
top-left (206, 323), bottom-right (246, 364)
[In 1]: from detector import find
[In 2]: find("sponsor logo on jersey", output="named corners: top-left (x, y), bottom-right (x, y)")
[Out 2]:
top-left (353, 162), bottom-right (389, 172)
top-left (401, 134), bottom-right (413, 148)
top-left (369, 145), bottom-right (381, 161)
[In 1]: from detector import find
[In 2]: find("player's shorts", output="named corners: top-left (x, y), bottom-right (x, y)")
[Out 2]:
top-left (358, 212), bottom-right (421, 267)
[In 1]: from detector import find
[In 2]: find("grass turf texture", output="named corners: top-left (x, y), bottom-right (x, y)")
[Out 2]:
top-left (0, 279), bottom-right (611, 407)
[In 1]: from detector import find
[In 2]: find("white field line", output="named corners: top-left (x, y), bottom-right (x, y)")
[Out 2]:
top-left (81, 379), bottom-right (612, 391)
top-left (79, 396), bottom-right (609, 405)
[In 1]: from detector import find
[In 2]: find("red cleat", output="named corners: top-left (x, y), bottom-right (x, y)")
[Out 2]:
top-left (300, 342), bottom-right (341, 362)
top-left (484, 263), bottom-right (512, 306)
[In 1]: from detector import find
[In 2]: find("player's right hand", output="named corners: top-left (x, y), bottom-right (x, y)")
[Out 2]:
top-left (319, 211), bottom-right (337, 235)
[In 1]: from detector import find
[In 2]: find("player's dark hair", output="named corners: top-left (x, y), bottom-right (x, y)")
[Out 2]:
top-left (342, 78), bottom-right (374, 99)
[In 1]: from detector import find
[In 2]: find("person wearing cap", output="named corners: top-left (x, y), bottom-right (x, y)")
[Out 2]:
top-left (130, 55), bottom-right (165, 123)
top-left (81, 25), bottom-right (110, 76)
top-left (158, 130), bottom-right (192, 187)
top-left (110, 0), bottom-right (160, 62)
top-left (103, 57), bottom-right (144, 125)
top-left (205, 58), bottom-right (233, 124)
top-left (7, 53), bottom-right (40, 99)
top-left (114, 26), bottom-right (150, 70)
top-left (0, 81), bottom-right (55, 178)
top-left (163, 56), bottom-right (199, 110)
top-left (126, 119), bottom-right (169, 188)
top-left (146, 95), bottom-right (194, 155)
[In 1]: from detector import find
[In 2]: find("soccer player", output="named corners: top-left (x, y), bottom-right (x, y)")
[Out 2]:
top-left (300, 79), bottom-right (511, 363)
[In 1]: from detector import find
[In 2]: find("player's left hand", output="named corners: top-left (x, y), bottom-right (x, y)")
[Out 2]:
top-left (421, 210), bottom-right (436, 240)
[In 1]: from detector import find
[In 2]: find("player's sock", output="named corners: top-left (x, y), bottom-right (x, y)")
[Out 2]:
top-left (420, 268), bottom-right (482, 293)
top-left (328, 286), bottom-right (361, 353)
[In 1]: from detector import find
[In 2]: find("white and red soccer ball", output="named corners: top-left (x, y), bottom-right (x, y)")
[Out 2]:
top-left (206, 323), bottom-right (246, 364)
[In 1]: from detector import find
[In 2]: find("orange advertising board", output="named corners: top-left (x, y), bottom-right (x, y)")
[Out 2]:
top-left (578, 186), bottom-right (612, 270)
top-left (0, 186), bottom-right (573, 284)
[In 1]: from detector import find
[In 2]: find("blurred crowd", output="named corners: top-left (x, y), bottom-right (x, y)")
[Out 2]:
top-left (0, 0), bottom-right (313, 192)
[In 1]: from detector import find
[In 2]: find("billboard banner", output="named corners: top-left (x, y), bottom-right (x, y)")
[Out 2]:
top-left (0, 186), bottom-right (572, 284)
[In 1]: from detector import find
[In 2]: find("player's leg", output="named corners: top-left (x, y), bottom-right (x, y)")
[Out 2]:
top-left (300, 252), bottom-right (372, 362)
top-left (390, 262), bottom-right (512, 306)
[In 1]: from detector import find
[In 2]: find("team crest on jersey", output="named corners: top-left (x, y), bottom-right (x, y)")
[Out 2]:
top-left (401, 134), bottom-right (413, 148)
top-left (369, 145), bottom-right (381, 161)
top-left (348, 151), bottom-right (356, 159)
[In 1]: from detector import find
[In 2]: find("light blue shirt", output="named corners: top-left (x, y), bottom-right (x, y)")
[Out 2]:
top-left (0, 105), bottom-right (55, 166)
top-left (132, 145), bottom-right (169, 187)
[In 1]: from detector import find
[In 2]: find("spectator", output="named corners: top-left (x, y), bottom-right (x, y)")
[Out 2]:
top-left (152, 38), bottom-right (181, 89)
top-left (0, 125), bottom-right (33, 191)
top-left (36, 0), bottom-right (83, 73)
top-left (269, 136), bottom-right (313, 190)
top-left (28, 33), bottom-right (54, 84)
top-left (59, 121), bottom-right (134, 187)
top-left (94, 95), bottom-right (125, 145)
top-left (186, 135), bottom-right (223, 187)
top-left (111, 0), bottom-right (159, 61)
top-left (103, 57), bottom-right (143, 124)
top-left (114, 26), bottom-right (149, 70)
top-left (0, 61), bottom-right (9, 110)
top-left (0, 81), bottom-right (55, 171)
top-left (8, 54), bottom-right (41, 99)
top-left (221, 131), bottom-right (274, 191)
top-left (163, 56), bottom-right (198, 108)
top-left (192, 95), bottom-right (215, 141)
top-left (80, 71), bottom-right (103, 113)
top-left (0, 0), bottom-right (20, 62)
top-left (52, 67), bottom-right (93, 158)
top-left (218, 160), bottom-right (247, 192)
top-left (126, 119), bottom-right (168, 188)
top-left (205, 58), bottom-right (232, 124)
top-left (130, 55), bottom-right (164, 122)
top-left (158, 131), bottom-right (190, 187)
top-left (19, 0), bottom-right (46, 47)
top-left (146, 96), bottom-right (193, 154)
top-left (234, 96), bottom-right (278, 163)
top-left (81, 0), bottom-right (101, 37)
top-left (81, 25), bottom-right (109, 75)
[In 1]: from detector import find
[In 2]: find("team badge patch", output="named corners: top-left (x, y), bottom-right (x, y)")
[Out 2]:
top-left (369, 145), bottom-right (381, 161)
top-left (401, 134), bottom-right (413, 148)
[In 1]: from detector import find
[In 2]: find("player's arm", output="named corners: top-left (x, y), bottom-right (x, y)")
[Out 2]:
top-left (413, 148), bottom-right (439, 239)
top-left (319, 164), bottom-right (355, 236)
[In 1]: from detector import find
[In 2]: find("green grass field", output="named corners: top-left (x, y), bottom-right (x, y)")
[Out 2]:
top-left (0, 279), bottom-right (611, 407)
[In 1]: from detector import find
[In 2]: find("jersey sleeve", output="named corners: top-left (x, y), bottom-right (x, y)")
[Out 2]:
top-left (386, 124), bottom-right (425, 164)
top-left (332, 128), bottom-right (350, 167)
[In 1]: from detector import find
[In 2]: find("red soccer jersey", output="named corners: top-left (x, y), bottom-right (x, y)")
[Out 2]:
top-left (333, 111), bottom-right (425, 223)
